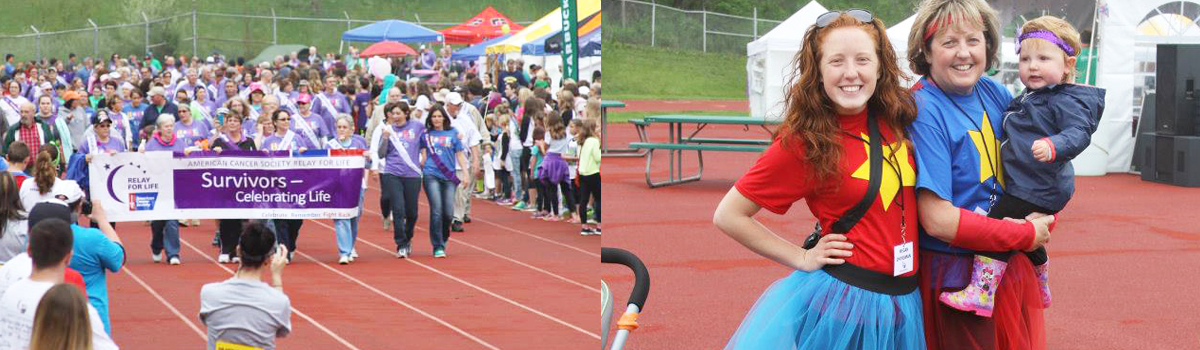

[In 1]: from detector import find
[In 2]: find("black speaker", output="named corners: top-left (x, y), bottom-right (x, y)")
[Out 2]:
top-left (1155, 44), bottom-right (1200, 136)
top-left (1139, 132), bottom-right (1200, 187)
top-left (1132, 93), bottom-right (1156, 172)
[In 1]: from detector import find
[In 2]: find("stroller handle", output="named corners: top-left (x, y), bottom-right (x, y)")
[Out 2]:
top-left (601, 247), bottom-right (650, 311)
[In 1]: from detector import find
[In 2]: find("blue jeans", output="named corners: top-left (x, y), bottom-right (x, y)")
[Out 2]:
top-left (508, 147), bottom-right (525, 202)
top-left (334, 188), bottom-right (366, 257)
top-left (423, 175), bottom-right (456, 250)
top-left (381, 174), bottom-right (422, 250)
top-left (150, 220), bottom-right (180, 259)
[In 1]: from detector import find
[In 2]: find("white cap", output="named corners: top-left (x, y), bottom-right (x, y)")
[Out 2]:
top-left (52, 180), bottom-right (85, 204)
top-left (446, 92), bottom-right (464, 106)
top-left (579, 86), bottom-right (590, 97)
top-left (148, 86), bottom-right (166, 97)
top-left (415, 95), bottom-right (431, 111)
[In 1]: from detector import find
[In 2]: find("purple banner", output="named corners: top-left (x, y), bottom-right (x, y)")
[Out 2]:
top-left (173, 167), bottom-right (363, 209)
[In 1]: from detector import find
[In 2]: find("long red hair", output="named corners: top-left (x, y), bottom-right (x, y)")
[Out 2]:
top-left (779, 13), bottom-right (918, 180)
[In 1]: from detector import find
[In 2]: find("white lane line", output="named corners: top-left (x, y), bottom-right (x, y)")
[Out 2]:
top-left (292, 248), bottom-right (501, 350)
top-left (121, 266), bottom-right (207, 340)
top-left (178, 239), bottom-right (362, 350)
top-left (361, 205), bottom-right (599, 258)
top-left (323, 220), bottom-right (598, 340)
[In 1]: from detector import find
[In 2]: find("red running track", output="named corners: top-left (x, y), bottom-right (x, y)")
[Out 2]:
top-left (601, 122), bottom-right (1200, 350)
top-left (104, 179), bottom-right (597, 349)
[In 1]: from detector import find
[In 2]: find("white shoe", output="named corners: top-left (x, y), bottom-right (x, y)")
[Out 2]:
top-left (350, 249), bottom-right (359, 259)
top-left (169, 257), bottom-right (181, 265)
top-left (396, 247), bottom-right (409, 259)
top-left (231, 256), bottom-right (241, 264)
top-left (218, 254), bottom-right (231, 264)
top-left (152, 252), bottom-right (162, 263)
top-left (338, 256), bottom-right (350, 265)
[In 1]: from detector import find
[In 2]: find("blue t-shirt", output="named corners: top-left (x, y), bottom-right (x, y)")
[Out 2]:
top-left (422, 129), bottom-right (463, 181)
top-left (908, 76), bottom-right (1013, 254)
top-left (68, 224), bottom-right (125, 335)
top-left (0, 158), bottom-right (7, 172)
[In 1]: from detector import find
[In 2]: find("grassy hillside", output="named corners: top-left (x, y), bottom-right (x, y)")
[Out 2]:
top-left (0, 0), bottom-right (559, 60)
top-left (606, 42), bottom-right (746, 100)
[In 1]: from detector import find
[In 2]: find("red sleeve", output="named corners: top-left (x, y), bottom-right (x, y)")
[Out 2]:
top-left (734, 140), bottom-right (816, 215)
top-left (64, 268), bottom-right (89, 300)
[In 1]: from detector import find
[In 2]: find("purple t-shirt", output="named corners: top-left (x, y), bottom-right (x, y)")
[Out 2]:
top-left (290, 112), bottom-right (329, 144)
top-left (175, 119), bottom-right (212, 148)
top-left (380, 120), bottom-right (426, 178)
top-left (143, 134), bottom-right (186, 152)
top-left (79, 135), bottom-right (127, 154)
top-left (353, 92), bottom-right (372, 131)
top-left (262, 131), bottom-right (314, 151)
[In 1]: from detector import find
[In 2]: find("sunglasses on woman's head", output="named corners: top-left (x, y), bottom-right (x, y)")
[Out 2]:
top-left (816, 9), bottom-right (873, 28)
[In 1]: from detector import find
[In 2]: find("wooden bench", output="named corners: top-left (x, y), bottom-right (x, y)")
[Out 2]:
top-left (630, 142), bottom-right (767, 187)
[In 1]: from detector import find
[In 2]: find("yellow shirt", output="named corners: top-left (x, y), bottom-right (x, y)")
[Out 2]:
top-left (578, 137), bottom-right (600, 176)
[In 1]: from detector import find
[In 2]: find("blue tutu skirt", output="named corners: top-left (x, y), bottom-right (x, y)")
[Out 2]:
top-left (724, 270), bottom-right (925, 350)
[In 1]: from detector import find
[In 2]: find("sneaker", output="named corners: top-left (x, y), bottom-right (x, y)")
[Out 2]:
top-left (543, 215), bottom-right (560, 222)
top-left (580, 228), bottom-right (593, 236)
top-left (382, 216), bottom-right (392, 230)
top-left (169, 257), bottom-right (181, 265)
top-left (151, 252), bottom-right (162, 263)
top-left (231, 256), bottom-right (241, 264)
top-left (350, 249), bottom-right (359, 259)
top-left (463, 215), bottom-right (472, 223)
top-left (433, 249), bottom-right (446, 258)
top-left (511, 201), bottom-right (528, 211)
top-left (338, 256), bottom-right (351, 265)
top-left (451, 221), bottom-right (464, 232)
top-left (396, 247), bottom-right (409, 259)
top-left (218, 254), bottom-right (231, 264)
top-left (287, 251), bottom-right (295, 264)
top-left (531, 212), bottom-right (544, 219)
top-left (521, 205), bottom-right (537, 212)
top-left (212, 231), bottom-right (220, 246)
top-left (593, 227), bottom-right (601, 235)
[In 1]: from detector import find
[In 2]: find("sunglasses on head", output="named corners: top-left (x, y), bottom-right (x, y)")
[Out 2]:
top-left (816, 9), bottom-right (874, 28)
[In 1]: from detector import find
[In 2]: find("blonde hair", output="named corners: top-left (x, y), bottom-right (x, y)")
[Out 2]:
top-left (585, 97), bottom-right (600, 120)
top-left (1020, 16), bottom-right (1082, 82)
top-left (907, 0), bottom-right (1003, 76)
top-left (29, 284), bottom-right (92, 350)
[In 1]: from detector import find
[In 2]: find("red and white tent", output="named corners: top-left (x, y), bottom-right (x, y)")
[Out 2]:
top-left (438, 6), bottom-right (525, 45)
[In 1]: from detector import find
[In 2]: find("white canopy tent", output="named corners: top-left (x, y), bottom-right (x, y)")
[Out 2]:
top-left (886, 14), bottom-right (918, 87)
top-left (746, 0), bottom-right (828, 120)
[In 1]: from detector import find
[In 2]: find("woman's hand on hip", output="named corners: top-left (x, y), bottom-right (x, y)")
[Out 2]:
top-left (797, 234), bottom-right (853, 272)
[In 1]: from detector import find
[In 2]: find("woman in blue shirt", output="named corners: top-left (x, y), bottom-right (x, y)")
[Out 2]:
top-left (421, 103), bottom-right (464, 258)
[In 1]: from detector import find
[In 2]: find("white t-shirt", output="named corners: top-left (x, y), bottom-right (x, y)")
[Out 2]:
top-left (0, 253), bottom-right (31, 294)
top-left (0, 278), bottom-right (119, 350)
top-left (451, 115), bottom-right (482, 171)
top-left (18, 179), bottom-right (72, 216)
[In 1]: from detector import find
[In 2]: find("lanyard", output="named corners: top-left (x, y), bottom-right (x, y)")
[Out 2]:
top-left (933, 83), bottom-right (1002, 208)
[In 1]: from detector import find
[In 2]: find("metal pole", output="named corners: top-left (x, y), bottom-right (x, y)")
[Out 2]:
top-left (753, 7), bottom-right (758, 40)
top-left (651, 1), bottom-right (656, 47)
top-left (1085, 0), bottom-right (1099, 84)
top-left (88, 19), bottom-right (99, 59)
top-left (622, 0), bottom-right (626, 27)
top-left (192, 9), bottom-right (198, 56)
top-left (142, 12), bottom-right (150, 56)
top-left (30, 26), bottom-right (41, 61)
top-left (415, 13), bottom-right (422, 26)
top-left (702, 11), bottom-right (707, 52)
top-left (271, 8), bottom-right (278, 45)
top-left (341, 11), bottom-right (350, 54)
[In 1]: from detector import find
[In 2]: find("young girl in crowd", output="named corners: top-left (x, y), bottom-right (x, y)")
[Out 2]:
top-left (537, 112), bottom-right (573, 222)
top-left (571, 118), bottom-right (600, 235)
top-left (938, 15), bottom-right (1104, 317)
top-left (480, 113), bottom-right (497, 200)
top-left (493, 109), bottom-right (513, 205)
top-left (528, 114), bottom-right (548, 219)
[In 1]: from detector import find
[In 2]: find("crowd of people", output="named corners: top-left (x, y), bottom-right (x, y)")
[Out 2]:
top-left (0, 38), bottom-right (602, 348)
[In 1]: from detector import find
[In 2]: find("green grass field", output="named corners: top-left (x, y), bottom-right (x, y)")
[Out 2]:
top-left (0, 0), bottom-right (558, 60)
top-left (605, 42), bottom-right (748, 101)
top-left (605, 109), bottom-right (748, 123)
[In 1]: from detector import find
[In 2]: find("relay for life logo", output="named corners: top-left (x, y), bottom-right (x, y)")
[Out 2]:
top-left (102, 160), bottom-right (163, 211)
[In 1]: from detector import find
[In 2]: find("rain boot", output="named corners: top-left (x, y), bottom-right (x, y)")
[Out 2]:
top-left (1035, 262), bottom-right (1051, 308)
top-left (939, 255), bottom-right (1007, 317)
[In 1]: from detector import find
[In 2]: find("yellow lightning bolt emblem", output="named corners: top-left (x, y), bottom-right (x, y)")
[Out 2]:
top-left (850, 133), bottom-right (916, 211)
top-left (967, 111), bottom-right (1004, 187)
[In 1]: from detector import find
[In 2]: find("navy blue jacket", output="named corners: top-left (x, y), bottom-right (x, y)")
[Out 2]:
top-left (1000, 84), bottom-right (1105, 211)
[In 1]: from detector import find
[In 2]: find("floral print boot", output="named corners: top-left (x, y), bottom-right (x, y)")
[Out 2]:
top-left (939, 255), bottom-right (1007, 317)
top-left (1035, 262), bottom-right (1051, 308)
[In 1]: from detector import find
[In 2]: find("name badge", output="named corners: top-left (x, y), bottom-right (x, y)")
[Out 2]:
top-left (894, 241), bottom-right (914, 276)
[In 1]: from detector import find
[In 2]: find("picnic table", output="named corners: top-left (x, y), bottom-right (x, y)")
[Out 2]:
top-left (600, 100), bottom-right (645, 157)
top-left (628, 115), bottom-right (780, 187)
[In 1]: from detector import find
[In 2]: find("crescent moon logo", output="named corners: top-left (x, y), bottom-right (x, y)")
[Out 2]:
top-left (107, 165), bottom-right (125, 204)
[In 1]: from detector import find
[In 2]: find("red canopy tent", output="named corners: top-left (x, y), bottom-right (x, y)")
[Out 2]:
top-left (438, 6), bottom-right (525, 45)
top-left (359, 40), bottom-right (417, 58)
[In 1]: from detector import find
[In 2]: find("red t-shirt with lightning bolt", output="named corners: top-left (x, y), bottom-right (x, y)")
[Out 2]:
top-left (735, 109), bottom-right (919, 276)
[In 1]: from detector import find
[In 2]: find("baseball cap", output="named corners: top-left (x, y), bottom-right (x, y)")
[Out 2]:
top-left (297, 93), bottom-right (312, 105)
top-left (446, 92), bottom-right (464, 106)
top-left (93, 111), bottom-right (113, 125)
top-left (28, 201), bottom-right (72, 230)
top-left (148, 86), bottom-right (166, 97)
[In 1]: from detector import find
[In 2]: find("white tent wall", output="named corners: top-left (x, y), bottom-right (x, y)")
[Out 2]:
top-left (521, 54), bottom-right (601, 94)
top-left (886, 14), bottom-right (918, 88)
top-left (1091, 0), bottom-right (1200, 175)
top-left (746, 1), bottom-right (828, 120)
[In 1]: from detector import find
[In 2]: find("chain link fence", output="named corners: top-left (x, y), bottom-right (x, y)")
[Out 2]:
top-left (604, 0), bottom-right (783, 55)
top-left (0, 10), bottom-right (530, 62)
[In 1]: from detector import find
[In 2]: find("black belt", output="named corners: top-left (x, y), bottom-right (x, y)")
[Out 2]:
top-left (822, 262), bottom-right (918, 296)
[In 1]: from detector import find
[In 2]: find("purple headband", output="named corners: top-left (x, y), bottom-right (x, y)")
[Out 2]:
top-left (1016, 30), bottom-right (1076, 56)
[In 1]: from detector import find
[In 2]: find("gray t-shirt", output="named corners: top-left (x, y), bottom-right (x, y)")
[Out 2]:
top-left (0, 218), bottom-right (28, 263)
top-left (199, 278), bottom-right (291, 350)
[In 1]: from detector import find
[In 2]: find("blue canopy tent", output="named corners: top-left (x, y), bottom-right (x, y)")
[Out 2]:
top-left (450, 34), bottom-right (513, 61)
top-left (521, 28), bottom-right (600, 57)
top-left (341, 20), bottom-right (444, 43)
